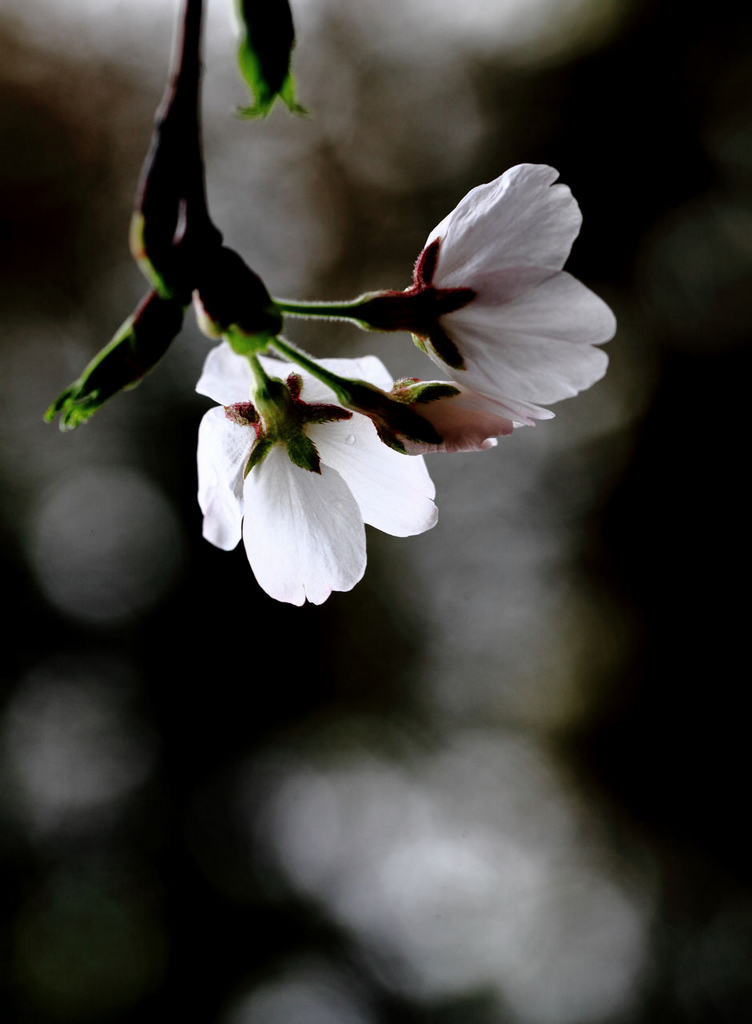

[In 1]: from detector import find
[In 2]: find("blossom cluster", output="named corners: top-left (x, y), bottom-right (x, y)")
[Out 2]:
top-left (196, 164), bottom-right (615, 603)
top-left (44, 0), bottom-right (615, 606)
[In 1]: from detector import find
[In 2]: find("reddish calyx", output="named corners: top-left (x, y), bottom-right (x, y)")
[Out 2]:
top-left (356, 239), bottom-right (474, 369)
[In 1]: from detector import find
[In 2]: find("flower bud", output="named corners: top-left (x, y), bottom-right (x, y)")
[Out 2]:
top-left (233, 0), bottom-right (305, 117)
top-left (129, 190), bottom-right (181, 302)
top-left (129, 101), bottom-right (192, 301)
top-left (193, 247), bottom-right (282, 349)
top-left (45, 291), bottom-right (184, 430)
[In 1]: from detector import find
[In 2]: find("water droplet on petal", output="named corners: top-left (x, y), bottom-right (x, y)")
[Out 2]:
top-left (345, 434), bottom-right (356, 446)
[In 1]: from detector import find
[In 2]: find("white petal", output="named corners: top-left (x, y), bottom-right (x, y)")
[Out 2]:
top-left (309, 415), bottom-right (438, 538)
top-left (197, 407), bottom-right (251, 550)
top-left (458, 267), bottom-right (617, 345)
top-left (438, 270), bottom-right (614, 405)
top-left (443, 320), bottom-right (608, 406)
top-left (196, 342), bottom-right (254, 405)
top-left (242, 447), bottom-right (366, 605)
top-left (480, 393), bottom-right (555, 425)
top-left (426, 164), bottom-right (582, 287)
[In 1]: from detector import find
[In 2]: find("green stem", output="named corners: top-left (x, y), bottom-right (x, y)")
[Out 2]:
top-left (269, 335), bottom-right (352, 400)
top-left (246, 351), bottom-right (276, 401)
top-left (273, 297), bottom-right (373, 326)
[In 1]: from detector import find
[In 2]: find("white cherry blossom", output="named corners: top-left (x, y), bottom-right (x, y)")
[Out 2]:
top-left (409, 163), bottom-right (615, 423)
top-left (196, 343), bottom-right (437, 605)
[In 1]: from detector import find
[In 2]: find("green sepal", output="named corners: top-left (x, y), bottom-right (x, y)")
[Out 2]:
top-left (45, 291), bottom-right (184, 431)
top-left (243, 364), bottom-right (336, 475)
top-left (244, 435), bottom-right (275, 476)
top-left (236, 69), bottom-right (306, 119)
top-left (252, 376), bottom-right (320, 472)
top-left (425, 323), bottom-right (465, 370)
top-left (411, 333), bottom-right (429, 355)
top-left (284, 431), bottom-right (321, 473)
top-left (242, 431), bottom-right (320, 477)
top-left (391, 379), bottom-right (461, 404)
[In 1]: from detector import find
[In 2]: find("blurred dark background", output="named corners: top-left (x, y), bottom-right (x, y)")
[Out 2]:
top-left (2, 0), bottom-right (751, 1021)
